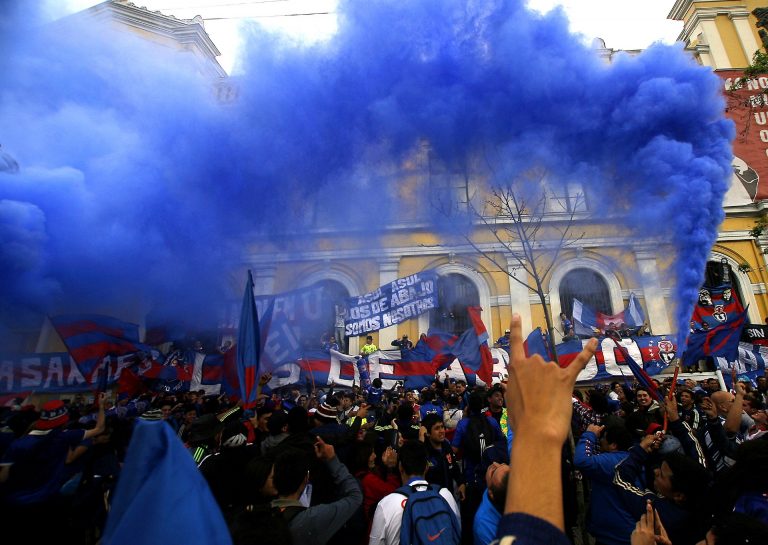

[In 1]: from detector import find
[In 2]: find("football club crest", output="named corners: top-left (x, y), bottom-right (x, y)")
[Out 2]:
top-left (723, 288), bottom-right (732, 302)
top-left (658, 338), bottom-right (676, 364)
top-left (713, 305), bottom-right (727, 323)
top-left (699, 289), bottom-right (712, 306)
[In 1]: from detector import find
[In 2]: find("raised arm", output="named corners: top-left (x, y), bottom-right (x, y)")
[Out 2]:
top-left (83, 393), bottom-right (107, 440)
top-left (502, 315), bottom-right (597, 532)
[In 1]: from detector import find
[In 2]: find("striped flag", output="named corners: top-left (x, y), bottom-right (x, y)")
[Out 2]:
top-left (236, 271), bottom-right (261, 409)
top-left (50, 314), bottom-right (151, 382)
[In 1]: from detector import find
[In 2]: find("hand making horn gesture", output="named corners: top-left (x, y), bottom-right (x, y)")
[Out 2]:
top-left (505, 314), bottom-right (598, 444)
top-left (504, 314), bottom-right (598, 532)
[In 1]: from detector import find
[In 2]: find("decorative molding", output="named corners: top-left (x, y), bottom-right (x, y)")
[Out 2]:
top-left (491, 295), bottom-right (512, 306)
top-left (75, 0), bottom-right (226, 78)
top-left (752, 282), bottom-right (768, 295)
top-left (243, 236), bottom-right (676, 265)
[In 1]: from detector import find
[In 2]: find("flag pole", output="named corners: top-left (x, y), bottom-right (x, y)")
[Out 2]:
top-left (663, 359), bottom-right (680, 432)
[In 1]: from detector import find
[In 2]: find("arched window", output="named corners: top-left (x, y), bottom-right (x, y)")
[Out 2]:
top-left (430, 274), bottom-right (480, 336)
top-left (312, 280), bottom-right (350, 352)
top-left (559, 268), bottom-right (611, 319)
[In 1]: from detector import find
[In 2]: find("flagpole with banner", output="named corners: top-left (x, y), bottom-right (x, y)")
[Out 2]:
top-left (236, 270), bottom-right (261, 409)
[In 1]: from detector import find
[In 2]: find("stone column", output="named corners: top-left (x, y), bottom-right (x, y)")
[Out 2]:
top-left (378, 258), bottom-right (400, 348)
top-left (634, 250), bottom-right (671, 334)
top-left (731, 12), bottom-right (761, 64)
top-left (252, 266), bottom-right (276, 295)
top-left (699, 16), bottom-right (731, 69)
top-left (506, 256), bottom-right (532, 335)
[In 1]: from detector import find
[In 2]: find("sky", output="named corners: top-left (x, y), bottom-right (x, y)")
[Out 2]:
top-left (53, 0), bottom-right (683, 74)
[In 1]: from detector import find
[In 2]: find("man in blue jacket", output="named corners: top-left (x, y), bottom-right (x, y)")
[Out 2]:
top-left (573, 424), bottom-right (634, 545)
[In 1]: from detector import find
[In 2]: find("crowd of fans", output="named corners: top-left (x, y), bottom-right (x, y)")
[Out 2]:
top-left (1, 317), bottom-right (767, 545)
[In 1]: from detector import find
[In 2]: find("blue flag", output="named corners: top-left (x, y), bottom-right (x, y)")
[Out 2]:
top-left (102, 420), bottom-right (232, 545)
top-left (236, 270), bottom-right (261, 409)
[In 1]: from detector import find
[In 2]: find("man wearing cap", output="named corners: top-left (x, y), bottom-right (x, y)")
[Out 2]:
top-left (495, 329), bottom-right (511, 349)
top-left (0, 394), bottom-right (106, 537)
top-left (312, 400), bottom-right (367, 459)
top-left (390, 334), bottom-right (413, 351)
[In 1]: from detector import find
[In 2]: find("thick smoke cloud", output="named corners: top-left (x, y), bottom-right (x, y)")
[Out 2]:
top-left (0, 0), bottom-right (732, 346)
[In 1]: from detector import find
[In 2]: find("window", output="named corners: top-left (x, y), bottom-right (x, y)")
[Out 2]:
top-left (428, 150), bottom-right (471, 214)
top-left (547, 182), bottom-right (587, 213)
top-left (559, 268), bottom-right (611, 319)
top-left (429, 274), bottom-right (480, 336)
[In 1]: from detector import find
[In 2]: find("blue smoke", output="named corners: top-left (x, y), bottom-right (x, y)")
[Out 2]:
top-left (0, 0), bottom-right (732, 347)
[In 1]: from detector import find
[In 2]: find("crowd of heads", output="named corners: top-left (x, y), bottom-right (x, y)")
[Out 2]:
top-left (1, 350), bottom-right (767, 545)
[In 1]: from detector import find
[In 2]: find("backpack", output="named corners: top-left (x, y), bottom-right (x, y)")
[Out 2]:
top-left (397, 483), bottom-right (461, 545)
top-left (229, 504), bottom-right (306, 545)
top-left (462, 415), bottom-right (492, 463)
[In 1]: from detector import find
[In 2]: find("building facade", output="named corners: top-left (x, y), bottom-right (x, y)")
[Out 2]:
top-left (21, 1), bottom-right (768, 362)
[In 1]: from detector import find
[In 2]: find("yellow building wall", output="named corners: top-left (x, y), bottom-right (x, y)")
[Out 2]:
top-left (715, 15), bottom-right (751, 67)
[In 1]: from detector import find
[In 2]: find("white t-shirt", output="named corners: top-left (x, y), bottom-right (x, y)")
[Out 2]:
top-left (368, 480), bottom-right (461, 545)
top-left (443, 408), bottom-right (463, 429)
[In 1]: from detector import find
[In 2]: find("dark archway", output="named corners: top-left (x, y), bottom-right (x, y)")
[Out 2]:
top-left (703, 260), bottom-right (745, 305)
top-left (429, 273), bottom-right (480, 336)
top-left (312, 279), bottom-right (351, 352)
top-left (559, 268), bottom-right (611, 319)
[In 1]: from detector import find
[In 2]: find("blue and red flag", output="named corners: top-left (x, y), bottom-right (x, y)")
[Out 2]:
top-left (236, 271), bottom-right (261, 409)
top-left (523, 327), bottom-right (554, 361)
top-left (297, 350), bottom-right (357, 385)
top-left (572, 293), bottom-right (645, 336)
top-left (683, 307), bottom-right (748, 369)
top-left (451, 306), bottom-right (494, 386)
top-left (691, 284), bottom-right (744, 330)
top-left (50, 314), bottom-right (152, 381)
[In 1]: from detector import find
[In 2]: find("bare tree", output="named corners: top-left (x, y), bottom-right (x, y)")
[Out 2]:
top-left (464, 166), bottom-right (586, 360)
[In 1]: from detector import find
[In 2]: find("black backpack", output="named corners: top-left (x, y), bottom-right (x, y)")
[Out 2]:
top-left (229, 504), bottom-right (306, 545)
top-left (462, 415), bottom-right (492, 463)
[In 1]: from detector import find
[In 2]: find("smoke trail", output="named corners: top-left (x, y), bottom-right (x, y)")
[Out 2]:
top-left (0, 0), bottom-right (732, 347)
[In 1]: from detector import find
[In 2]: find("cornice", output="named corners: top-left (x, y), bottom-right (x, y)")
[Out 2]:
top-left (679, 5), bottom-right (754, 43)
top-left (668, 0), bottom-right (694, 22)
top-left (76, 1), bottom-right (225, 77)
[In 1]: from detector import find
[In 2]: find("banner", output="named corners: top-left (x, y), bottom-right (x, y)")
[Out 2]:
top-left (0, 353), bottom-right (87, 393)
top-left (344, 270), bottom-right (438, 336)
top-left (741, 324), bottom-right (768, 346)
top-left (559, 335), bottom-right (677, 382)
top-left (255, 285), bottom-right (331, 373)
top-left (0, 350), bottom-right (189, 394)
top-left (721, 71), bottom-right (768, 202)
top-left (715, 342), bottom-right (768, 386)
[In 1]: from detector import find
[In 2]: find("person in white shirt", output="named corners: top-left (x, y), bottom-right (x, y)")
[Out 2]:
top-left (368, 441), bottom-right (460, 545)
